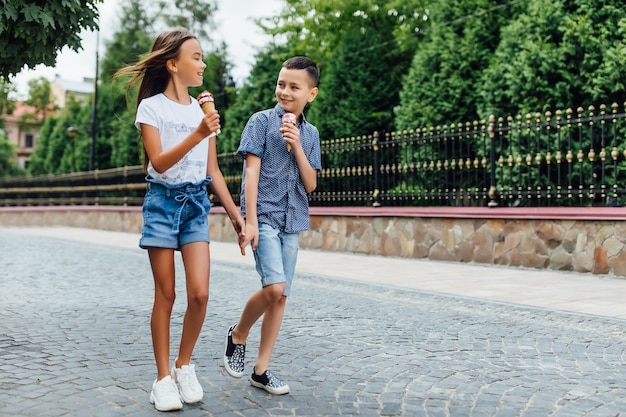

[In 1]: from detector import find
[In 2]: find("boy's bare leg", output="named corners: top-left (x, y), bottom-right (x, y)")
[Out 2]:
top-left (232, 283), bottom-right (286, 344)
top-left (255, 296), bottom-right (287, 373)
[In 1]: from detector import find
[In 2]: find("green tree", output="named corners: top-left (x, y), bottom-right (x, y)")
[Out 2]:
top-left (478, 0), bottom-right (626, 117)
top-left (259, 0), bottom-right (426, 66)
top-left (0, 1), bottom-right (102, 77)
top-left (99, 0), bottom-right (231, 169)
top-left (219, 43), bottom-right (290, 155)
top-left (395, 0), bottom-right (523, 131)
top-left (28, 98), bottom-right (88, 174)
top-left (58, 100), bottom-right (89, 173)
top-left (0, 129), bottom-right (22, 177)
top-left (26, 115), bottom-right (55, 175)
top-left (252, 0), bottom-right (427, 143)
top-left (309, 21), bottom-right (412, 140)
top-left (99, 0), bottom-right (154, 82)
top-left (25, 77), bottom-right (55, 117)
top-left (0, 79), bottom-right (16, 124)
top-left (157, 0), bottom-right (217, 46)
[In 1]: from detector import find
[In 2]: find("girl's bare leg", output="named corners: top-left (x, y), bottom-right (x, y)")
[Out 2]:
top-left (176, 241), bottom-right (210, 366)
top-left (148, 247), bottom-right (176, 380)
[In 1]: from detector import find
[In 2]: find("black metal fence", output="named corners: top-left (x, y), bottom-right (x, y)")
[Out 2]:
top-left (2, 102), bottom-right (626, 208)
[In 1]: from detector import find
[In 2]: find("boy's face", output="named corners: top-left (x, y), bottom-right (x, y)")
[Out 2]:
top-left (275, 67), bottom-right (318, 117)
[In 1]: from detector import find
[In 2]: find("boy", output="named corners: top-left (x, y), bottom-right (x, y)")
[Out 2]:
top-left (224, 56), bottom-right (321, 394)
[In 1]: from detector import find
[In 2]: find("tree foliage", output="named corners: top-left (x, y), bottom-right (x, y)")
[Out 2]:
top-left (478, 0), bottom-right (626, 117)
top-left (27, 98), bottom-right (90, 174)
top-left (219, 43), bottom-right (291, 155)
top-left (25, 77), bottom-right (55, 117)
top-left (0, 1), bottom-right (102, 78)
top-left (309, 20), bottom-right (413, 140)
top-left (0, 129), bottom-right (22, 177)
top-left (99, 0), bottom-right (154, 82)
top-left (23, 0), bottom-right (234, 175)
top-left (396, 0), bottom-right (626, 131)
top-left (156, 0), bottom-right (217, 46)
top-left (0, 79), bottom-right (16, 127)
top-left (395, 0), bottom-right (524, 131)
top-left (259, 0), bottom-right (426, 65)
top-left (7, 0), bottom-right (626, 188)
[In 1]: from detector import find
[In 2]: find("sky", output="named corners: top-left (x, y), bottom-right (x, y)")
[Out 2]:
top-left (10, 0), bottom-right (282, 100)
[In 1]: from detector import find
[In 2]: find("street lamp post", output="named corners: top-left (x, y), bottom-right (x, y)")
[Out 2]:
top-left (89, 28), bottom-right (99, 171)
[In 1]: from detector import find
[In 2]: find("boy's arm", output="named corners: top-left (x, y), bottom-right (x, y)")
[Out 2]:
top-left (282, 123), bottom-right (318, 192)
top-left (293, 148), bottom-right (318, 193)
top-left (240, 153), bottom-right (262, 253)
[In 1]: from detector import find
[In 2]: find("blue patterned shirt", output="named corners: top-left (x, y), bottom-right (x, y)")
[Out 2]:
top-left (237, 104), bottom-right (322, 233)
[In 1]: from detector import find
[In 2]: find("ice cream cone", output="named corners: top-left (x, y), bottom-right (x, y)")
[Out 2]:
top-left (197, 90), bottom-right (219, 135)
top-left (282, 113), bottom-right (297, 152)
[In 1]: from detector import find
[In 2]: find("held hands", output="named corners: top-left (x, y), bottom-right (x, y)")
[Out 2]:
top-left (238, 222), bottom-right (259, 256)
top-left (197, 110), bottom-right (221, 138)
top-left (230, 215), bottom-right (247, 256)
top-left (280, 123), bottom-right (300, 152)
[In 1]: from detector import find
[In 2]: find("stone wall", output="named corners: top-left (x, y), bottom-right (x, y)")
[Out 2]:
top-left (2, 206), bottom-right (626, 277)
top-left (301, 215), bottom-right (626, 277)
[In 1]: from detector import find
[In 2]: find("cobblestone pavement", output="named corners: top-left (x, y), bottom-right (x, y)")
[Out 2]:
top-left (1, 230), bottom-right (626, 417)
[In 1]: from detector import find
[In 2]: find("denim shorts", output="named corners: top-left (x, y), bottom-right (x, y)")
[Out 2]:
top-left (252, 223), bottom-right (300, 297)
top-left (139, 177), bottom-right (212, 250)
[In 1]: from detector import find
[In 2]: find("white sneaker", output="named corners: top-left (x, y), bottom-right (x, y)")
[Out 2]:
top-left (171, 362), bottom-right (203, 403)
top-left (149, 375), bottom-right (183, 411)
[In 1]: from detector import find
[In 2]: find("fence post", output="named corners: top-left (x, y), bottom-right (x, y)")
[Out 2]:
top-left (487, 115), bottom-right (498, 207)
top-left (371, 131), bottom-right (381, 207)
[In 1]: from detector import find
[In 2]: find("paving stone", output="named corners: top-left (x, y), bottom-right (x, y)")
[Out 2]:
top-left (1, 231), bottom-right (626, 416)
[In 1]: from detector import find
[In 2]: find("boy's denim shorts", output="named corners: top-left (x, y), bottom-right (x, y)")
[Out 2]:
top-left (139, 177), bottom-right (212, 250)
top-left (252, 223), bottom-right (300, 297)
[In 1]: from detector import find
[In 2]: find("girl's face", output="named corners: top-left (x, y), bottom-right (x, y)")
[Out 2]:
top-left (275, 68), bottom-right (318, 117)
top-left (172, 38), bottom-right (206, 87)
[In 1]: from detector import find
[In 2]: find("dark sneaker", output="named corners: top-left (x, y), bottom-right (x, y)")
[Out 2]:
top-left (224, 324), bottom-right (245, 378)
top-left (249, 369), bottom-right (290, 395)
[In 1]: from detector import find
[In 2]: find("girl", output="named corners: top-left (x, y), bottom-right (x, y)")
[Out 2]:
top-left (115, 29), bottom-right (245, 411)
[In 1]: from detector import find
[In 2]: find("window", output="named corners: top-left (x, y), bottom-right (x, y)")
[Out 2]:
top-left (24, 134), bottom-right (34, 148)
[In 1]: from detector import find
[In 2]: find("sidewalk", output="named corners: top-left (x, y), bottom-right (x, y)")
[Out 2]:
top-left (3, 225), bottom-right (626, 416)
top-left (6, 226), bottom-right (626, 320)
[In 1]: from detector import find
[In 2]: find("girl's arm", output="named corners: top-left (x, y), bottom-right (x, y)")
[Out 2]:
top-left (206, 136), bottom-right (245, 244)
top-left (239, 154), bottom-right (261, 253)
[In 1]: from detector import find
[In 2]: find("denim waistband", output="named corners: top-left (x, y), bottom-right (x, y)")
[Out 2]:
top-left (146, 182), bottom-right (207, 196)
top-left (145, 176), bottom-right (212, 196)
top-left (145, 176), bottom-right (212, 233)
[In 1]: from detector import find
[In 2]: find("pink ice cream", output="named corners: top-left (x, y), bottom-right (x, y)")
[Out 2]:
top-left (197, 90), bottom-right (215, 114)
top-left (282, 113), bottom-right (297, 151)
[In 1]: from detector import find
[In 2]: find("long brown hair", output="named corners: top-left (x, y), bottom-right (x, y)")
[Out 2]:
top-left (114, 28), bottom-right (197, 170)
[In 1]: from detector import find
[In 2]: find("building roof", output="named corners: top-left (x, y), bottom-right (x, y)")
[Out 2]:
top-left (2, 102), bottom-right (44, 124)
top-left (53, 75), bottom-right (94, 95)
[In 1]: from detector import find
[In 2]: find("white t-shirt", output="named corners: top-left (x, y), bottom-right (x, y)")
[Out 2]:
top-left (135, 93), bottom-right (209, 185)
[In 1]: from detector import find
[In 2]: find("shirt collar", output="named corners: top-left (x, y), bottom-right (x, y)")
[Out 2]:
top-left (275, 103), bottom-right (307, 126)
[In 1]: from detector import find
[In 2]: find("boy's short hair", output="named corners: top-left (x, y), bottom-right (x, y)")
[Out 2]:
top-left (282, 56), bottom-right (319, 87)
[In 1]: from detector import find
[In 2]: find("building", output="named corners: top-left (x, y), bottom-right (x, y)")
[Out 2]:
top-left (2, 102), bottom-right (44, 170)
top-left (2, 75), bottom-right (93, 169)
top-left (50, 74), bottom-right (94, 108)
